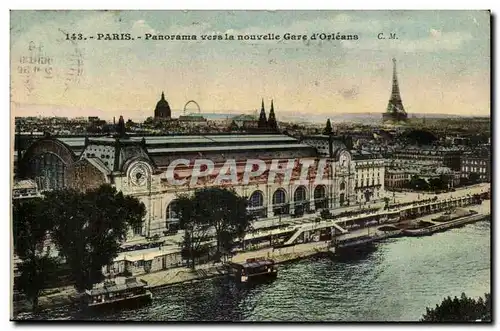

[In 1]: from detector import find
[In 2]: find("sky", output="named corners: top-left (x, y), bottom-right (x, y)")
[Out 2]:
top-left (10, 10), bottom-right (491, 121)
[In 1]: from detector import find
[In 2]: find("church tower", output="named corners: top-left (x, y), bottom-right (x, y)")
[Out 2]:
top-left (383, 58), bottom-right (408, 123)
top-left (154, 91), bottom-right (172, 119)
top-left (258, 98), bottom-right (268, 128)
top-left (267, 99), bottom-right (278, 130)
top-left (116, 115), bottom-right (126, 137)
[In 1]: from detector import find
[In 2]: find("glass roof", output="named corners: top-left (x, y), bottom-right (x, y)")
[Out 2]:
top-left (149, 143), bottom-right (312, 154)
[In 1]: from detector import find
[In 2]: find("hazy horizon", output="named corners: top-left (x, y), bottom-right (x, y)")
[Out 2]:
top-left (11, 10), bottom-right (491, 119)
top-left (14, 104), bottom-right (487, 126)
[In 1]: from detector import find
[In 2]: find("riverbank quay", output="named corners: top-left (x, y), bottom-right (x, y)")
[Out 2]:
top-left (141, 241), bottom-right (332, 289)
top-left (403, 213), bottom-right (488, 237)
top-left (141, 201), bottom-right (490, 290)
top-left (334, 203), bottom-right (491, 249)
top-left (121, 183), bottom-right (490, 247)
top-left (12, 240), bottom-right (332, 317)
top-left (401, 203), bottom-right (490, 236)
top-left (13, 199), bottom-right (490, 317)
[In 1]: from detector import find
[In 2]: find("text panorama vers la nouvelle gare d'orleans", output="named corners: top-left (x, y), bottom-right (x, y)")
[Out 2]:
top-left (64, 32), bottom-right (360, 41)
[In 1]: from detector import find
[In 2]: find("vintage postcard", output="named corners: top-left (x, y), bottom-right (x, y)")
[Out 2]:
top-left (10, 10), bottom-right (491, 322)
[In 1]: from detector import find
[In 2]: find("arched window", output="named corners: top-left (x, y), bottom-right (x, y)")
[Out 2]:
top-left (165, 200), bottom-right (181, 233)
top-left (293, 186), bottom-right (308, 216)
top-left (294, 186), bottom-right (307, 202)
top-left (339, 193), bottom-right (345, 205)
top-left (273, 189), bottom-right (287, 205)
top-left (314, 185), bottom-right (326, 200)
top-left (29, 152), bottom-right (67, 191)
top-left (248, 191), bottom-right (264, 208)
top-left (166, 200), bottom-right (179, 221)
top-left (272, 188), bottom-right (288, 216)
top-left (339, 182), bottom-right (346, 191)
top-left (248, 190), bottom-right (266, 218)
top-left (314, 185), bottom-right (327, 210)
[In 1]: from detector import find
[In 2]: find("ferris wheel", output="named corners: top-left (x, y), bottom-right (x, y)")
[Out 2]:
top-left (183, 100), bottom-right (201, 115)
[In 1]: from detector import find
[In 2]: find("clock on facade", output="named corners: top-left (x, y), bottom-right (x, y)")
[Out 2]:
top-left (339, 151), bottom-right (350, 169)
top-left (129, 162), bottom-right (151, 186)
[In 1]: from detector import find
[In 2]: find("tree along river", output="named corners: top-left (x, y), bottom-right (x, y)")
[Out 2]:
top-left (24, 220), bottom-right (490, 322)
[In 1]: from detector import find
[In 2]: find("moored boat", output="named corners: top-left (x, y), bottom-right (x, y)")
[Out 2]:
top-left (228, 258), bottom-right (278, 283)
top-left (332, 234), bottom-right (377, 255)
top-left (84, 277), bottom-right (153, 311)
top-left (336, 235), bottom-right (375, 248)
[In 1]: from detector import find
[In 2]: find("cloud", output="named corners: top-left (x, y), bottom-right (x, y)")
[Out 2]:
top-left (10, 11), bottom-right (490, 118)
top-left (341, 30), bottom-right (473, 53)
top-left (430, 28), bottom-right (442, 38)
top-left (404, 31), bottom-right (473, 52)
top-left (338, 86), bottom-right (359, 100)
top-left (131, 19), bottom-right (156, 35)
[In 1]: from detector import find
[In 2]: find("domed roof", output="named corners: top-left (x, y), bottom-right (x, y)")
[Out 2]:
top-left (435, 167), bottom-right (452, 175)
top-left (154, 92), bottom-right (171, 118)
top-left (156, 92), bottom-right (170, 108)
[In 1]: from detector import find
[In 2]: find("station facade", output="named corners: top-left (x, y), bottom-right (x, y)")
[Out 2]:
top-left (16, 133), bottom-right (366, 240)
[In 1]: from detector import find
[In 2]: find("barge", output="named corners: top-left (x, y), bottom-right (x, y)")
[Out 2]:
top-left (403, 213), bottom-right (488, 237)
top-left (331, 235), bottom-right (378, 256)
top-left (84, 277), bottom-right (153, 311)
top-left (228, 258), bottom-right (278, 283)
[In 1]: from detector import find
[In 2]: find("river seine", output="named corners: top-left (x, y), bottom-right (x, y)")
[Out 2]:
top-left (31, 220), bottom-right (490, 322)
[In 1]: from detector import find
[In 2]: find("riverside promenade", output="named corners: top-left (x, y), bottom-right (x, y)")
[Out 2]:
top-left (14, 240), bottom-right (333, 315)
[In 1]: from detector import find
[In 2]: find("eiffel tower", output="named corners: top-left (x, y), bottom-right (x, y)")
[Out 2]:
top-left (383, 58), bottom-right (408, 123)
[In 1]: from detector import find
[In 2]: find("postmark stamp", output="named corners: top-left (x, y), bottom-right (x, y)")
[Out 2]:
top-left (14, 29), bottom-right (85, 97)
top-left (57, 28), bottom-right (85, 94)
top-left (16, 41), bottom-right (53, 95)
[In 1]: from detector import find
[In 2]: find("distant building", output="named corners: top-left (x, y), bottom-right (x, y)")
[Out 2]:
top-left (433, 167), bottom-right (461, 188)
top-left (382, 58), bottom-right (408, 123)
top-left (351, 150), bottom-right (385, 204)
top-left (154, 92), bottom-right (172, 120)
top-left (258, 99), bottom-right (268, 129)
top-left (178, 114), bottom-right (208, 126)
top-left (445, 136), bottom-right (470, 146)
top-left (391, 146), bottom-right (462, 171)
top-left (257, 99), bottom-right (279, 132)
top-left (231, 114), bottom-right (258, 129)
top-left (384, 168), bottom-right (409, 189)
top-left (194, 113), bottom-right (238, 124)
top-left (461, 149), bottom-right (491, 182)
top-left (268, 100), bottom-right (278, 130)
top-left (12, 179), bottom-right (41, 200)
top-left (385, 162), bottom-right (461, 190)
top-left (88, 116), bottom-right (107, 127)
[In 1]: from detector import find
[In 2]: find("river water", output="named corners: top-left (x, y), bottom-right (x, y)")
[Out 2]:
top-left (26, 220), bottom-right (490, 322)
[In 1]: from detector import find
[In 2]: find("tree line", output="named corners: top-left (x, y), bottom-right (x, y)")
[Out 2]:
top-left (174, 188), bottom-right (254, 269)
top-left (421, 292), bottom-right (491, 322)
top-left (13, 184), bottom-right (145, 312)
top-left (12, 184), bottom-right (253, 312)
top-left (405, 173), bottom-right (481, 192)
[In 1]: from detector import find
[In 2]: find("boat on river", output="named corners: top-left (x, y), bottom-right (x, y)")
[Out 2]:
top-left (331, 234), bottom-right (378, 256)
top-left (228, 258), bottom-right (278, 283)
top-left (84, 277), bottom-right (153, 310)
